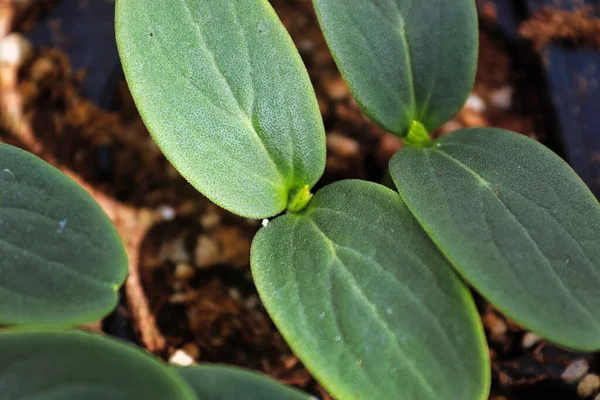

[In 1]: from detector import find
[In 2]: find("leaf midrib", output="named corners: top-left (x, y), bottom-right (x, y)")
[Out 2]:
top-left (428, 148), bottom-right (600, 331)
top-left (166, 0), bottom-right (288, 186)
top-left (0, 238), bottom-right (114, 291)
top-left (308, 219), bottom-right (443, 399)
top-left (367, 0), bottom-right (417, 125)
top-left (0, 205), bottom-right (104, 254)
top-left (309, 205), bottom-right (478, 370)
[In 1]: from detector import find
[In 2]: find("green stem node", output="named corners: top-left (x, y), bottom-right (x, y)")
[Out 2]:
top-left (404, 120), bottom-right (432, 147)
top-left (288, 185), bottom-right (313, 213)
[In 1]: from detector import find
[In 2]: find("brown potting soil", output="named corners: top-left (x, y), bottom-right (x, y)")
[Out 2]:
top-left (1, 1), bottom-right (599, 399)
top-left (519, 6), bottom-right (600, 51)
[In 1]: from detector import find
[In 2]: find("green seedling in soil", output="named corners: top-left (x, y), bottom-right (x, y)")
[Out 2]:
top-left (0, 144), bottom-right (311, 399)
top-left (314, 0), bottom-right (600, 351)
top-left (116, 0), bottom-right (600, 399)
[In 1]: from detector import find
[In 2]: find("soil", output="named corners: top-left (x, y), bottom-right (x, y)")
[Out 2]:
top-left (519, 6), bottom-right (600, 51)
top-left (1, 1), bottom-right (599, 399)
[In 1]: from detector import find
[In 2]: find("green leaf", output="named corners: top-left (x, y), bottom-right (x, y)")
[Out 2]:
top-left (390, 128), bottom-right (600, 350)
top-left (313, 0), bottom-right (478, 137)
top-left (0, 329), bottom-right (197, 400)
top-left (116, 0), bottom-right (326, 219)
top-left (251, 180), bottom-right (489, 400)
top-left (0, 144), bottom-right (127, 326)
top-left (174, 365), bottom-right (312, 400)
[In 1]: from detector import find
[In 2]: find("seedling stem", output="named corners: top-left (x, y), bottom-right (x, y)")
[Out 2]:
top-left (404, 120), bottom-right (431, 147)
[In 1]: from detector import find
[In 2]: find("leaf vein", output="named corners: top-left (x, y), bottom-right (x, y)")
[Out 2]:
top-left (308, 220), bottom-right (441, 398)
top-left (173, 0), bottom-right (286, 183)
top-left (0, 238), bottom-right (114, 289)
top-left (433, 149), bottom-right (600, 329)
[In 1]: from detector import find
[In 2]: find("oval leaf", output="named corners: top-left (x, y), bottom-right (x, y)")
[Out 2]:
top-left (116, 0), bottom-right (326, 219)
top-left (251, 180), bottom-right (489, 400)
top-left (174, 365), bottom-right (312, 400)
top-left (0, 144), bottom-right (127, 326)
top-left (390, 128), bottom-right (600, 350)
top-left (0, 330), bottom-right (196, 399)
top-left (313, 0), bottom-right (478, 136)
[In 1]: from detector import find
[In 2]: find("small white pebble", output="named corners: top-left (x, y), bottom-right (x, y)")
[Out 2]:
top-left (228, 287), bottom-right (241, 300)
top-left (194, 235), bottom-right (219, 268)
top-left (168, 349), bottom-right (195, 366)
top-left (465, 94), bottom-right (486, 113)
top-left (327, 132), bottom-right (360, 158)
top-left (262, 219), bottom-right (269, 227)
top-left (158, 205), bottom-right (176, 221)
top-left (244, 295), bottom-right (259, 309)
top-left (0, 33), bottom-right (32, 66)
top-left (170, 293), bottom-right (189, 303)
top-left (562, 359), bottom-right (589, 384)
top-left (489, 86), bottom-right (513, 110)
top-left (578, 374), bottom-right (600, 398)
top-left (200, 212), bottom-right (221, 229)
top-left (521, 332), bottom-right (542, 349)
top-left (173, 263), bottom-right (195, 281)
